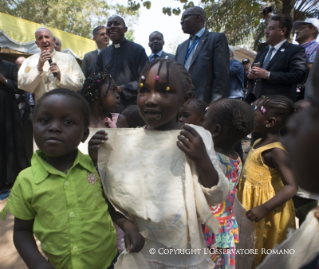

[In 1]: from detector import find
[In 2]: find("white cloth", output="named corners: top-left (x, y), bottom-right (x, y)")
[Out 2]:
top-left (257, 209), bottom-right (319, 269)
top-left (18, 49), bottom-right (85, 101)
top-left (234, 197), bottom-right (256, 269)
top-left (297, 187), bottom-right (319, 200)
top-left (97, 125), bottom-right (229, 268)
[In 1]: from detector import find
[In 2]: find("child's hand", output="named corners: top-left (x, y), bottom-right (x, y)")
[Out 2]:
top-left (246, 205), bottom-right (270, 222)
top-left (88, 130), bottom-right (108, 166)
top-left (177, 125), bottom-right (208, 164)
top-left (122, 221), bottom-right (145, 253)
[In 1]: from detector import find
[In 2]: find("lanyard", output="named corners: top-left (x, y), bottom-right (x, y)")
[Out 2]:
top-left (185, 36), bottom-right (200, 62)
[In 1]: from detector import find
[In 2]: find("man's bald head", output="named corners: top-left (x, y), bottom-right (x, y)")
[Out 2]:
top-left (187, 6), bottom-right (206, 23)
top-left (15, 56), bottom-right (26, 71)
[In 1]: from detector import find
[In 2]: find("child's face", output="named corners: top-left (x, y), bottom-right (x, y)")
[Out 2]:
top-left (282, 103), bottom-right (319, 193)
top-left (178, 102), bottom-right (203, 126)
top-left (137, 63), bottom-right (186, 130)
top-left (33, 94), bottom-right (89, 157)
top-left (100, 81), bottom-right (120, 112)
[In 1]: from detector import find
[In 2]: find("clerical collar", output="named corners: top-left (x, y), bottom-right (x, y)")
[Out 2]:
top-left (112, 38), bottom-right (128, 49)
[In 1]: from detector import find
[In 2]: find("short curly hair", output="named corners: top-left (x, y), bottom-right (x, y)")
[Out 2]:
top-left (33, 88), bottom-right (90, 128)
top-left (208, 98), bottom-right (255, 143)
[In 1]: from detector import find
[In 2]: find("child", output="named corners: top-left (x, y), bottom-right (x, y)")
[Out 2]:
top-left (178, 98), bottom-right (207, 126)
top-left (257, 83), bottom-right (319, 269)
top-left (1, 88), bottom-right (144, 269)
top-left (89, 59), bottom-right (229, 268)
top-left (81, 70), bottom-right (128, 128)
top-left (201, 99), bottom-right (255, 269)
top-left (237, 95), bottom-right (297, 268)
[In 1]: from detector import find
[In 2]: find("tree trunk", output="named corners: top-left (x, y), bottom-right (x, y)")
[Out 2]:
top-left (282, 0), bottom-right (294, 19)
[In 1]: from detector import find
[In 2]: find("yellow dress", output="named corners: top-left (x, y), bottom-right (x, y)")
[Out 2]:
top-left (237, 140), bottom-right (295, 268)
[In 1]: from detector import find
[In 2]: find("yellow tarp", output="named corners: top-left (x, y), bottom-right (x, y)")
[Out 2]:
top-left (0, 12), bottom-right (96, 59)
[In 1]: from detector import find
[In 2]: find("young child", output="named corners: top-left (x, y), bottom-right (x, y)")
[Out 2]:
top-left (81, 70), bottom-right (128, 128)
top-left (237, 95), bottom-right (297, 268)
top-left (89, 59), bottom-right (229, 268)
top-left (257, 81), bottom-right (319, 269)
top-left (178, 98), bottom-right (207, 126)
top-left (201, 99), bottom-right (255, 269)
top-left (1, 88), bottom-right (144, 269)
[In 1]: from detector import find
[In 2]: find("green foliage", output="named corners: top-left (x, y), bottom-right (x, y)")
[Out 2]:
top-left (1, 0), bottom-right (139, 39)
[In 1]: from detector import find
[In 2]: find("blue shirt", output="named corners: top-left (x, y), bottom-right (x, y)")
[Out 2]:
top-left (188, 27), bottom-right (205, 49)
top-left (150, 50), bottom-right (163, 61)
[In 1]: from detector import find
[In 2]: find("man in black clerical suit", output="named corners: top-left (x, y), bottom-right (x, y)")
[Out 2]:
top-left (148, 31), bottom-right (175, 61)
top-left (246, 14), bottom-right (307, 102)
top-left (96, 15), bottom-right (148, 110)
top-left (175, 6), bottom-right (229, 103)
top-left (82, 26), bottom-right (109, 78)
top-left (0, 50), bottom-right (28, 189)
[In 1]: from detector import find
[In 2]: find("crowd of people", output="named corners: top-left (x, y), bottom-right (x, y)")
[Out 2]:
top-left (0, 4), bottom-right (319, 269)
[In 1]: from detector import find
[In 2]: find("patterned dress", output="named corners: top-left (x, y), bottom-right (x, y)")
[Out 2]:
top-left (202, 153), bottom-right (242, 269)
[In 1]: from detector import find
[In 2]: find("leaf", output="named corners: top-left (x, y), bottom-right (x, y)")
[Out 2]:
top-left (143, 1), bottom-right (151, 9)
top-left (172, 8), bottom-right (181, 15)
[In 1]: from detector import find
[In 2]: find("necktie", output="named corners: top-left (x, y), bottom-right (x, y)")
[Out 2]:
top-left (184, 35), bottom-right (198, 70)
top-left (262, 47), bottom-right (275, 68)
top-left (152, 54), bottom-right (159, 61)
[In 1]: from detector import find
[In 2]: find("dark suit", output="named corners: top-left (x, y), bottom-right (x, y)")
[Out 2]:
top-left (149, 51), bottom-right (175, 61)
top-left (0, 58), bottom-right (28, 188)
top-left (246, 41), bottom-right (307, 102)
top-left (175, 30), bottom-right (229, 103)
top-left (81, 50), bottom-right (98, 78)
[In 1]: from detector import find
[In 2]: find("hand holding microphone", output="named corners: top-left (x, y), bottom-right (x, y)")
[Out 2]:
top-left (48, 57), bottom-right (57, 77)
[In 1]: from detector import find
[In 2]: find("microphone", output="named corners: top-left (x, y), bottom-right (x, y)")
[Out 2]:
top-left (48, 57), bottom-right (57, 77)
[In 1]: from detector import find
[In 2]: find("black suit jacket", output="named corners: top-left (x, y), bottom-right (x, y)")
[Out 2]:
top-left (175, 30), bottom-right (229, 103)
top-left (81, 50), bottom-right (98, 78)
top-left (246, 41), bottom-right (307, 102)
top-left (149, 51), bottom-right (175, 61)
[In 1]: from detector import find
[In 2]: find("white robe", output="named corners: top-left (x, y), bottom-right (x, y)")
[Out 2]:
top-left (18, 49), bottom-right (85, 101)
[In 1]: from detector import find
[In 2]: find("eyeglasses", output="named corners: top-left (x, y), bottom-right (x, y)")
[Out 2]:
top-left (181, 14), bottom-right (199, 21)
top-left (296, 25), bottom-right (312, 32)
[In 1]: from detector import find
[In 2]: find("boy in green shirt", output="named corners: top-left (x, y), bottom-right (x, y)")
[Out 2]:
top-left (1, 88), bottom-right (144, 269)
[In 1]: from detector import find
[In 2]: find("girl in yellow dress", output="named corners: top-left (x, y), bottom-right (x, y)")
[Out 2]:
top-left (237, 95), bottom-right (297, 268)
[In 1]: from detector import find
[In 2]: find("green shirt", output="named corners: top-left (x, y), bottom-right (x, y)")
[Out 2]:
top-left (2, 150), bottom-right (117, 269)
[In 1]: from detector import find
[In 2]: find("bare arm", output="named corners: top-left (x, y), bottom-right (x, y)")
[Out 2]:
top-left (13, 218), bottom-right (54, 269)
top-left (177, 125), bottom-right (219, 188)
top-left (107, 202), bottom-right (144, 252)
top-left (247, 148), bottom-right (297, 222)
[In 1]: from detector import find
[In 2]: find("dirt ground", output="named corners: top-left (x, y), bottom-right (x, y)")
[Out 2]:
top-left (0, 139), bottom-right (251, 269)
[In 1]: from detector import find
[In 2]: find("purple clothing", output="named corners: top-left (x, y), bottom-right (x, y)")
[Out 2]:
top-left (301, 40), bottom-right (319, 63)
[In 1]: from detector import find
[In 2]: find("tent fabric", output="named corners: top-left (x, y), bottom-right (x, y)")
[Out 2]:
top-left (0, 12), bottom-right (96, 59)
